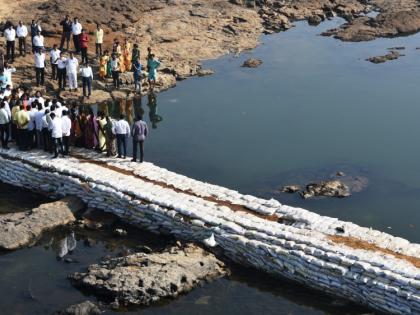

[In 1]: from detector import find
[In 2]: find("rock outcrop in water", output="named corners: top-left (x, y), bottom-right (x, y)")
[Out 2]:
top-left (242, 58), bottom-right (263, 68)
top-left (367, 51), bottom-right (401, 64)
top-left (0, 196), bottom-right (84, 250)
top-left (69, 244), bottom-right (229, 306)
top-left (323, 10), bottom-right (420, 42)
top-left (300, 180), bottom-right (351, 199)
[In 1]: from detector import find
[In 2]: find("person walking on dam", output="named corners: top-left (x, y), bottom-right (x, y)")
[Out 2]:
top-left (131, 114), bottom-right (148, 163)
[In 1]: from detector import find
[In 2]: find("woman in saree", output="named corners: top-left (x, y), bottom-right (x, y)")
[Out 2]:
top-left (123, 39), bottom-right (132, 71)
top-left (99, 51), bottom-right (109, 80)
top-left (104, 116), bottom-right (116, 157)
top-left (74, 110), bottom-right (86, 147)
top-left (85, 108), bottom-right (98, 149)
top-left (97, 111), bottom-right (107, 152)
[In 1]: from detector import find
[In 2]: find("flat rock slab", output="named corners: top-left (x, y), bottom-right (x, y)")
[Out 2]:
top-left (69, 244), bottom-right (229, 306)
top-left (0, 196), bottom-right (84, 250)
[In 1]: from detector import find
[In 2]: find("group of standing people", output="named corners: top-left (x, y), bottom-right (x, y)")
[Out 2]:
top-left (0, 88), bottom-right (149, 162)
top-left (2, 15), bottom-right (162, 95)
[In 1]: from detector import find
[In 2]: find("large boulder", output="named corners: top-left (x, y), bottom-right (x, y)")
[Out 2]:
top-left (0, 197), bottom-right (84, 250)
top-left (69, 244), bottom-right (229, 306)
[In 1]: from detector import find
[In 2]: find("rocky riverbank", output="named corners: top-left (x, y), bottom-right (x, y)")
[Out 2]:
top-left (1, 0), bottom-right (420, 103)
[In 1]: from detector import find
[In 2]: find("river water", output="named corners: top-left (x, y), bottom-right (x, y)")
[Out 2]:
top-left (1, 18), bottom-right (419, 314)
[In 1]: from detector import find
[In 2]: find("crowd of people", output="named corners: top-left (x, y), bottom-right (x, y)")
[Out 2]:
top-left (0, 89), bottom-right (149, 161)
top-left (1, 15), bottom-right (162, 96)
top-left (0, 16), bottom-right (160, 161)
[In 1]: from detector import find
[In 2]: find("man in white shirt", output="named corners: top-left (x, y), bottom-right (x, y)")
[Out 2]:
top-left (50, 44), bottom-right (61, 80)
top-left (66, 52), bottom-right (79, 91)
top-left (34, 49), bottom-right (46, 86)
top-left (71, 18), bottom-right (82, 53)
top-left (114, 114), bottom-right (130, 158)
top-left (32, 31), bottom-right (44, 53)
top-left (57, 53), bottom-right (67, 90)
top-left (80, 62), bottom-right (93, 98)
top-left (0, 101), bottom-right (10, 149)
top-left (30, 20), bottom-right (42, 53)
top-left (50, 112), bottom-right (64, 158)
top-left (27, 102), bottom-right (38, 148)
top-left (34, 102), bottom-right (45, 149)
top-left (3, 62), bottom-right (16, 88)
top-left (41, 108), bottom-right (51, 151)
top-left (3, 85), bottom-right (12, 97)
top-left (61, 110), bottom-right (71, 155)
top-left (94, 24), bottom-right (104, 56)
top-left (4, 25), bottom-right (16, 62)
top-left (16, 21), bottom-right (28, 56)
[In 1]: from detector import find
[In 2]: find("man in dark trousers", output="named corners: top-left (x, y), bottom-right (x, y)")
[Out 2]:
top-left (131, 115), bottom-right (148, 163)
top-left (4, 24), bottom-right (16, 62)
top-left (59, 15), bottom-right (72, 51)
top-left (71, 18), bottom-right (82, 53)
top-left (79, 29), bottom-right (89, 64)
top-left (16, 21), bottom-right (28, 56)
top-left (30, 20), bottom-right (42, 54)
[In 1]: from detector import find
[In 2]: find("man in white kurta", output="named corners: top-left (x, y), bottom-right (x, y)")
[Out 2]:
top-left (66, 52), bottom-right (79, 91)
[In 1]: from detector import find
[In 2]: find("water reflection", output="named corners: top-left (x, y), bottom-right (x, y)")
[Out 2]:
top-left (147, 92), bottom-right (163, 129)
top-left (91, 92), bottom-right (163, 130)
top-left (55, 232), bottom-right (77, 259)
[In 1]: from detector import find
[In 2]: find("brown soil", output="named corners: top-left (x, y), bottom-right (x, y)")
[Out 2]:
top-left (329, 235), bottom-right (420, 268)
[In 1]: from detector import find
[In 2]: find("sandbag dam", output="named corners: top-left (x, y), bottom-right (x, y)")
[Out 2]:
top-left (0, 146), bottom-right (419, 315)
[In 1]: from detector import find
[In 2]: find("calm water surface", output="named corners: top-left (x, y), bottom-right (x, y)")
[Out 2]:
top-left (1, 18), bottom-right (419, 314)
